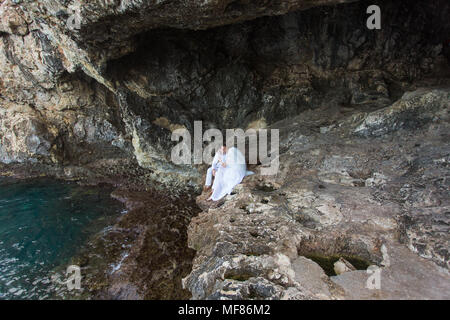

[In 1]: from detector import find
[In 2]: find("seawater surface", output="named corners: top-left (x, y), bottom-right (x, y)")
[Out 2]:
top-left (0, 177), bottom-right (123, 299)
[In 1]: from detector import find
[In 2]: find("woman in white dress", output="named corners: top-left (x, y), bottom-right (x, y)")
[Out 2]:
top-left (208, 146), bottom-right (250, 201)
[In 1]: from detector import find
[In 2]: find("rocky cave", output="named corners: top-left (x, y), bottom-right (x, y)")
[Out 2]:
top-left (0, 0), bottom-right (449, 299)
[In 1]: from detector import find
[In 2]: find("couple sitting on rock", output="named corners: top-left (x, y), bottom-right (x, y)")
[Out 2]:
top-left (204, 145), bottom-right (253, 201)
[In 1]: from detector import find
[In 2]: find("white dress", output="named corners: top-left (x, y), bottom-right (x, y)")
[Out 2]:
top-left (209, 147), bottom-right (252, 201)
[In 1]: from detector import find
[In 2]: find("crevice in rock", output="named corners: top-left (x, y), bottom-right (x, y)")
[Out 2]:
top-left (297, 236), bottom-right (383, 271)
top-left (302, 254), bottom-right (370, 276)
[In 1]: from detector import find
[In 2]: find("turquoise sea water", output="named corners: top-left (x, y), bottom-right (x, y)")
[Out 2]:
top-left (0, 178), bottom-right (122, 300)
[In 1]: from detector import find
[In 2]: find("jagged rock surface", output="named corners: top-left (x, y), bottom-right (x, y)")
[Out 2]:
top-left (1, 0), bottom-right (449, 188)
top-left (0, 0), bottom-right (449, 300)
top-left (185, 88), bottom-right (450, 299)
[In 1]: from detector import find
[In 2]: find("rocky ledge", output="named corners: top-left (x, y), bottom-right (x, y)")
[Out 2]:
top-left (185, 88), bottom-right (450, 299)
top-left (0, 0), bottom-right (449, 300)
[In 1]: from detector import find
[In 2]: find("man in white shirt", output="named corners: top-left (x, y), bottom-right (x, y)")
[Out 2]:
top-left (204, 145), bottom-right (227, 193)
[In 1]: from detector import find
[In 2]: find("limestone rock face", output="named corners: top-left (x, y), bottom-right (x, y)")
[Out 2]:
top-left (1, 0), bottom-right (449, 189)
top-left (0, 0), bottom-right (449, 300)
top-left (64, 0), bottom-right (359, 57)
top-left (0, 108), bottom-right (56, 163)
top-left (354, 89), bottom-right (450, 137)
top-left (184, 88), bottom-right (450, 299)
top-left (0, 0), bottom-right (29, 36)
